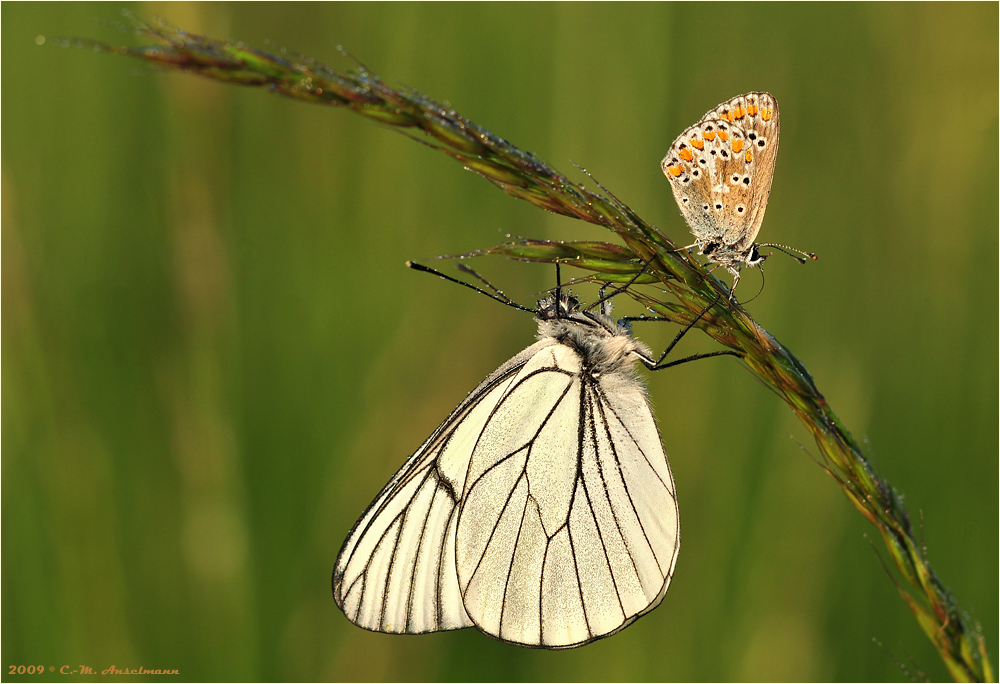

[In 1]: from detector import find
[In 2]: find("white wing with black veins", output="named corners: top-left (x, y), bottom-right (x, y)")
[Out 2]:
top-left (456, 344), bottom-right (679, 648)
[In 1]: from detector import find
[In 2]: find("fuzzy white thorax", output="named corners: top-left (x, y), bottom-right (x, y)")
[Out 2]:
top-left (535, 295), bottom-right (653, 375)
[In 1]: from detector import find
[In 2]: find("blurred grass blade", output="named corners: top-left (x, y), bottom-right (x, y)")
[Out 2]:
top-left (80, 15), bottom-right (993, 681)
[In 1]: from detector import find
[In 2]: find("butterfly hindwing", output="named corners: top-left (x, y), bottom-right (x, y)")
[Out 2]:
top-left (456, 345), bottom-right (678, 648)
top-left (662, 91), bottom-right (780, 250)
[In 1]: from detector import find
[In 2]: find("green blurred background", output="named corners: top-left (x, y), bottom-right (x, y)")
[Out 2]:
top-left (3, 3), bottom-right (997, 681)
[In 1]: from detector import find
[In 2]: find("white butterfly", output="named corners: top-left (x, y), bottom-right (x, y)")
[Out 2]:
top-left (333, 266), bottom-right (733, 648)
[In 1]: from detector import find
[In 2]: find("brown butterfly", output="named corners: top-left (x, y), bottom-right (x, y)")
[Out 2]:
top-left (662, 92), bottom-right (814, 297)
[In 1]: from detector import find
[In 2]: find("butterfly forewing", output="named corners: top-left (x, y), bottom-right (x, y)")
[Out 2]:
top-left (333, 342), bottom-right (552, 634)
top-left (662, 91), bottom-right (780, 250)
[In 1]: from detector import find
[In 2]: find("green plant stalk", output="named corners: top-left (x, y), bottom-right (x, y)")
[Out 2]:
top-left (76, 16), bottom-right (992, 681)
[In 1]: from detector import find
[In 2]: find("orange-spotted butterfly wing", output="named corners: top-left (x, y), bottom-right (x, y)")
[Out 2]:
top-left (661, 92), bottom-right (780, 275)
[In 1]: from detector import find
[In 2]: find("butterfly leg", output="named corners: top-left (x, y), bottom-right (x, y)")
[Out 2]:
top-left (670, 242), bottom-right (700, 254)
top-left (636, 295), bottom-right (742, 371)
top-left (727, 266), bottom-right (742, 303)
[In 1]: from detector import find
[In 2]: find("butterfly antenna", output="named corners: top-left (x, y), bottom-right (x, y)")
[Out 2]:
top-left (758, 243), bottom-right (818, 264)
top-left (406, 261), bottom-right (533, 313)
top-left (456, 262), bottom-right (509, 299)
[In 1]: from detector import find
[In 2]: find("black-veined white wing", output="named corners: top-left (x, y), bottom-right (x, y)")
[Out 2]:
top-left (457, 343), bottom-right (678, 648)
top-left (333, 294), bottom-right (681, 648)
top-left (332, 339), bottom-right (557, 634)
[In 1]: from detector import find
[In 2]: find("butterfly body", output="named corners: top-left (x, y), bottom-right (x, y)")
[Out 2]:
top-left (661, 92), bottom-right (782, 290)
top-left (333, 293), bottom-right (679, 648)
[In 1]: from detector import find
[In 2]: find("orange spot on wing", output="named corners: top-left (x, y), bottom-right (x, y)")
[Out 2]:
top-left (745, 150), bottom-right (753, 163)
top-left (679, 148), bottom-right (694, 161)
top-left (718, 130), bottom-right (729, 141)
top-left (666, 164), bottom-right (684, 177)
top-left (702, 130), bottom-right (716, 141)
top-left (746, 104), bottom-right (758, 116)
top-left (733, 106), bottom-right (745, 119)
top-left (761, 109), bottom-right (773, 121)
top-left (690, 137), bottom-right (705, 150)
top-left (732, 139), bottom-right (744, 153)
